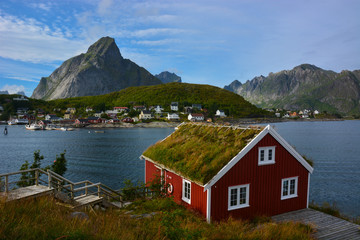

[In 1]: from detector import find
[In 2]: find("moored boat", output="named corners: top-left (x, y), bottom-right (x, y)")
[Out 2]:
top-left (25, 123), bottom-right (42, 130)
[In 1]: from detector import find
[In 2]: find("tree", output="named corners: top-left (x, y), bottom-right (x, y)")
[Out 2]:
top-left (51, 151), bottom-right (67, 176)
top-left (16, 150), bottom-right (67, 187)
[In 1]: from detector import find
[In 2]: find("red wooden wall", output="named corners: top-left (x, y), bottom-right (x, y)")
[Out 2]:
top-left (210, 133), bottom-right (309, 221)
top-left (145, 160), bottom-right (207, 218)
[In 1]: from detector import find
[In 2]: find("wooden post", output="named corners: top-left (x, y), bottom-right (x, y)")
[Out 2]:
top-left (35, 170), bottom-right (39, 186)
top-left (48, 172), bottom-right (51, 189)
top-left (5, 175), bottom-right (8, 193)
top-left (57, 180), bottom-right (60, 192)
top-left (70, 184), bottom-right (74, 199)
top-left (98, 185), bottom-right (100, 197)
top-left (85, 182), bottom-right (88, 195)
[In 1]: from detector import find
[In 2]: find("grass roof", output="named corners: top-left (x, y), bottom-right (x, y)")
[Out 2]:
top-left (143, 123), bottom-right (264, 185)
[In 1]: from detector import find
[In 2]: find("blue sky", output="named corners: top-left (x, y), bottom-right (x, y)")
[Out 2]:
top-left (0, 0), bottom-right (359, 96)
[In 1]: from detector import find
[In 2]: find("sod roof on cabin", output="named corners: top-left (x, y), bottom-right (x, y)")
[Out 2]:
top-left (142, 123), bottom-right (264, 185)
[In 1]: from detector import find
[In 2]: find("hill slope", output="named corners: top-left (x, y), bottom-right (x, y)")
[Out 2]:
top-left (224, 64), bottom-right (360, 115)
top-left (31, 37), bottom-right (162, 100)
top-left (49, 82), bottom-right (268, 117)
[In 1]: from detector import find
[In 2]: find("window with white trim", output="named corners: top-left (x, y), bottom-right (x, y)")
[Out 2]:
top-left (281, 177), bottom-right (298, 200)
top-left (182, 179), bottom-right (191, 204)
top-left (258, 146), bottom-right (275, 165)
top-left (228, 184), bottom-right (250, 210)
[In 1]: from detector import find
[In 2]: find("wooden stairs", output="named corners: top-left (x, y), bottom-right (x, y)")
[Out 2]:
top-left (0, 168), bottom-right (124, 210)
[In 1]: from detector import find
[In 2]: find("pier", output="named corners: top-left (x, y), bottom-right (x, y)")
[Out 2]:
top-left (272, 208), bottom-right (360, 239)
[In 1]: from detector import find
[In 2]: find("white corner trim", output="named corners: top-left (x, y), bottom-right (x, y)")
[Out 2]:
top-left (206, 187), bottom-right (211, 223)
top-left (204, 125), bottom-right (313, 192)
top-left (204, 126), bottom-right (270, 191)
top-left (307, 172), bottom-right (310, 208)
top-left (267, 126), bottom-right (314, 173)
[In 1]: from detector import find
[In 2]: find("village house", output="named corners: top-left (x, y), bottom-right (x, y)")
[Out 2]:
top-left (66, 108), bottom-right (76, 114)
top-left (167, 113), bottom-right (180, 121)
top-left (188, 113), bottom-right (204, 122)
top-left (139, 110), bottom-right (153, 120)
top-left (63, 112), bottom-right (73, 120)
top-left (133, 105), bottom-right (146, 111)
top-left (122, 117), bottom-right (134, 123)
top-left (114, 107), bottom-right (128, 113)
top-left (75, 119), bottom-right (89, 125)
top-left (192, 104), bottom-right (202, 110)
top-left (45, 114), bottom-right (62, 122)
top-left (87, 116), bottom-right (104, 124)
top-left (171, 102), bottom-right (179, 111)
top-left (85, 107), bottom-right (93, 113)
top-left (13, 95), bottom-right (28, 101)
top-left (141, 123), bottom-right (313, 222)
top-left (94, 111), bottom-right (103, 118)
top-left (108, 118), bottom-right (120, 123)
top-left (215, 109), bottom-right (226, 117)
top-left (154, 105), bottom-right (164, 114)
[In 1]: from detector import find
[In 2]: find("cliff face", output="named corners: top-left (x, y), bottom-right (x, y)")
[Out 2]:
top-left (155, 71), bottom-right (182, 83)
top-left (224, 64), bottom-right (360, 115)
top-left (31, 37), bottom-right (162, 100)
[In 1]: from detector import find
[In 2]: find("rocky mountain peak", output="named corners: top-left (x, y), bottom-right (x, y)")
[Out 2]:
top-left (31, 36), bottom-right (162, 100)
top-left (155, 71), bottom-right (182, 83)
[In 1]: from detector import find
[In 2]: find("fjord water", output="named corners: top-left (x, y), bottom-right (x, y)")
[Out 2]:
top-left (1, 121), bottom-right (360, 218)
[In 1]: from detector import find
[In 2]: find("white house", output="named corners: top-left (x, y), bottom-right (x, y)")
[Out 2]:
top-left (188, 113), bottom-right (204, 121)
top-left (139, 110), bottom-right (153, 120)
top-left (215, 110), bottom-right (226, 117)
top-left (94, 111), bottom-right (103, 118)
top-left (154, 105), bottom-right (164, 114)
top-left (167, 113), bottom-right (180, 120)
top-left (314, 110), bottom-right (320, 115)
top-left (171, 102), bottom-right (179, 111)
top-left (85, 107), bottom-right (93, 112)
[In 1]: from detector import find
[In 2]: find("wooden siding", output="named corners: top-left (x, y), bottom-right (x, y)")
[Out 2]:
top-left (145, 160), bottom-right (161, 185)
top-left (146, 160), bottom-right (207, 218)
top-left (211, 133), bottom-right (309, 221)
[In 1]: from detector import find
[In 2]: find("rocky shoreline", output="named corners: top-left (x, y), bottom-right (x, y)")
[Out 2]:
top-left (83, 121), bottom-right (180, 128)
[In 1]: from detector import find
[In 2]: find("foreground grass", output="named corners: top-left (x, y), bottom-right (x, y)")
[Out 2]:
top-left (0, 196), bottom-right (314, 240)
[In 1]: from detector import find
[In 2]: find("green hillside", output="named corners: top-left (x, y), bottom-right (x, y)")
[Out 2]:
top-left (45, 82), bottom-right (267, 117)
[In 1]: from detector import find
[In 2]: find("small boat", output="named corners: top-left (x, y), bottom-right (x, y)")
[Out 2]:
top-left (94, 130), bottom-right (105, 133)
top-left (45, 124), bottom-right (57, 130)
top-left (7, 120), bottom-right (17, 125)
top-left (60, 127), bottom-right (68, 131)
top-left (25, 124), bottom-right (42, 130)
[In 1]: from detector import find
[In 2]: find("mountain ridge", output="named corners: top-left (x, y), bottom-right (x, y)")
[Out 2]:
top-left (224, 64), bottom-right (360, 115)
top-left (31, 37), bottom-right (162, 100)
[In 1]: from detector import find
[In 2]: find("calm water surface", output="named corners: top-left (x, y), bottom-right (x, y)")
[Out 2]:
top-left (1, 121), bottom-right (359, 217)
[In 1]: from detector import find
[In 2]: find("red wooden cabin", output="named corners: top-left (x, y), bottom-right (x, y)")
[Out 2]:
top-left (141, 123), bottom-right (313, 222)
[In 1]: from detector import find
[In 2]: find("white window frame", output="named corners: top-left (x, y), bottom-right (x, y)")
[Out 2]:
top-left (228, 184), bottom-right (250, 211)
top-left (258, 146), bottom-right (276, 165)
top-left (182, 179), bottom-right (191, 204)
top-left (281, 176), bottom-right (298, 200)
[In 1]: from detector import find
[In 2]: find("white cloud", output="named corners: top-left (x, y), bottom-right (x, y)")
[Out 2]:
top-left (131, 28), bottom-right (186, 38)
top-left (98, 0), bottom-right (113, 15)
top-left (30, 2), bottom-right (52, 11)
top-left (0, 14), bottom-right (90, 63)
top-left (132, 39), bottom-right (180, 46)
top-left (1, 84), bottom-right (25, 94)
top-left (6, 76), bottom-right (39, 83)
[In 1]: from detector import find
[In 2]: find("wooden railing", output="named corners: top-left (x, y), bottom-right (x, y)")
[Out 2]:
top-left (46, 170), bottom-right (124, 206)
top-left (0, 168), bottom-right (48, 193)
top-left (0, 169), bottom-right (158, 208)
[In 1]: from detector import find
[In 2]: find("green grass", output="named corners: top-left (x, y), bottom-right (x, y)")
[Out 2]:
top-left (143, 123), bottom-right (263, 185)
top-left (0, 196), bottom-right (314, 240)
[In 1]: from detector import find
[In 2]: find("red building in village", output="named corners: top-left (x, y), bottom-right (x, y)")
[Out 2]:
top-left (141, 123), bottom-right (313, 222)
